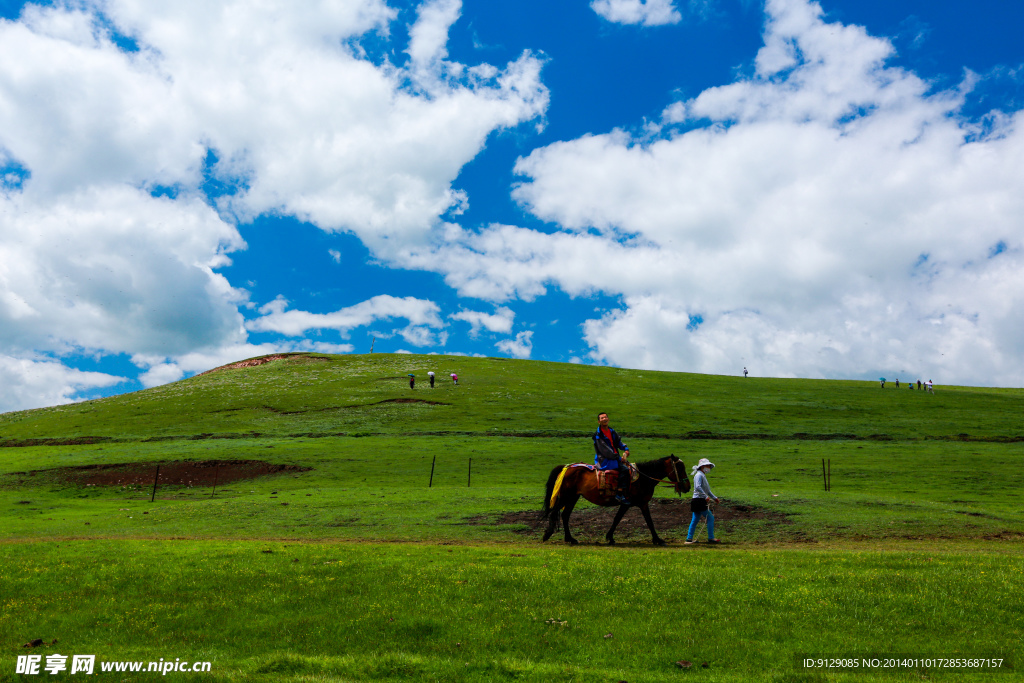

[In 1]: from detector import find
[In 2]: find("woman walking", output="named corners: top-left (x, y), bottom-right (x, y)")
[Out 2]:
top-left (686, 458), bottom-right (721, 544)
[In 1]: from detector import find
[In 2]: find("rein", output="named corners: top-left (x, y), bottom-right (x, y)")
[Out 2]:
top-left (634, 458), bottom-right (685, 488)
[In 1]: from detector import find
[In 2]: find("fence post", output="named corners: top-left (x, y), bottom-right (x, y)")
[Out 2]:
top-left (150, 465), bottom-right (160, 503)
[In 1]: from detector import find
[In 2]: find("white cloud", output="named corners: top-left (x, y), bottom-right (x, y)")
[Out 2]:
top-left (591, 0), bottom-right (681, 26)
top-left (293, 341), bottom-right (357, 355)
top-left (407, 0), bottom-right (462, 71)
top-left (0, 354), bottom-right (125, 412)
top-left (496, 330), bottom-right (533, 359)
top-left (247, 294), bottom-right (444, 338)
top-left (399, 325), bottom-right (448, 348)
top-left (413, 0), bottom-right (1024, 385)
top-left (0, 0), bottom-right (549, 409)
top-left (0, 4), bottom-right (202, 196)
top-left (91, 0), bottom-right (547, 251)
top-left (397, 221), bottom-right (667, 302)
top-left (138, 363), bottom-right (186, 389)
top-left (450, 306), bottom-right (514, 336)
top-left (0, 186), bottom-right (247, 357)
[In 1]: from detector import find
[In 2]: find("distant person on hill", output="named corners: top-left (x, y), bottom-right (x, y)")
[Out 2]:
top-left (686, 458), bottom-right (720, 544)
top-left (927, 379), bottom-right (934, 393)
top-left (895, 378), bottom-right (900, 388)
top-left (880, 378), bottom-right (885, 388)
top-left (743, 367), bottom-right (748, 378)
top-left (917, 380), bottom-right (922, 390)
top-left (593, 412), bottom-right (631, 505)
top-left (450, 372), bottom-right (458, 385)
top-left (428, 371), bottom-right (435, 388)
top-left (408, 374), bottom-right (415, 389)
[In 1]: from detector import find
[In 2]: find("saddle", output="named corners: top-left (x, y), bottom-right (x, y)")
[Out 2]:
top-left (597, 463), bottom-right (639, 495)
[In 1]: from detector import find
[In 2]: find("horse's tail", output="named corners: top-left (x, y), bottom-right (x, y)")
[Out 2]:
top-left (541, 465), bottom-right (567, 521)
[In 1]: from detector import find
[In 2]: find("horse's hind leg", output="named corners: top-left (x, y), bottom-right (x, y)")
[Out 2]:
top-left (561, 494), bottom-right (580, 545)
top-left (605, 504), bottom-right (629, 545)
top-left (542, 506), bottom-right (561, 542)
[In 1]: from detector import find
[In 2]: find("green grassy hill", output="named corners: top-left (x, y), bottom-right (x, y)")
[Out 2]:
top-left (2, 352), bottom-right (1022, 442)
top-left (2, 353), bottom-right (1022, 682)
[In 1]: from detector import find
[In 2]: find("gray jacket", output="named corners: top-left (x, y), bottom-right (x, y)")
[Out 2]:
top-left (692, 470), bottom-right (717, 501)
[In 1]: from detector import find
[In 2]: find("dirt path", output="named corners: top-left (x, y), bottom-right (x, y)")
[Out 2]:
top-left (476, 498), bottom-right (791, 536)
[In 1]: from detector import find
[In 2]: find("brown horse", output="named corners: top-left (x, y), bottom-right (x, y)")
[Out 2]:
top-left (540, 455), bottom-right (690, 546)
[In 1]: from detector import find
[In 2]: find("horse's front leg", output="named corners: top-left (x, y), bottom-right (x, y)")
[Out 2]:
top-left (638, 502), bottom-right (666, 546)
top-left (605, 504), bottom-right (629, 545)
top-left (561, 494), bottom-right (580, 545)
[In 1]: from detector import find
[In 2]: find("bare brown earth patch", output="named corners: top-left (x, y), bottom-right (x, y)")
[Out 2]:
top-left (0, 436), bottom-right (116, 448)
top-left (373, 398), bottom-right (448, 406)
top-left (197, 353), bottom-right (328, 376)
top-left (7, 460), bottom-right (311, 488)
top-left (272, 397), bottom-right (451, 415)
top-left (474, 498), bottom-right (791, 536)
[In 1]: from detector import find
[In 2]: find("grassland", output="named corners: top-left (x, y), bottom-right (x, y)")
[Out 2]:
top-left (1, 353), bottom-right (1022, 681)
top-left (3, 352), bottom-right (1023, 442)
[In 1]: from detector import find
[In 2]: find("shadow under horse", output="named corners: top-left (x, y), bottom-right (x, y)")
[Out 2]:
top-left (540, 455), bottom-right (690, 546)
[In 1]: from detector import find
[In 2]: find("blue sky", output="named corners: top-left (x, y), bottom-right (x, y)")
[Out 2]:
top-left (1, 0), bottom-right (1022, 411)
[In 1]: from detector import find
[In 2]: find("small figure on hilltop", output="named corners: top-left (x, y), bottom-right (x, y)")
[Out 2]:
top-left (927, 379), bottom-right (934, 393)
top-left (743, 367), bottom-right (748, 378)
top-left (428, 371), bottom-right (435, 388)
top-left (895, 378), bottom-right (900, 388)
top-left (593, 412), bottom-right (631, 506)
top-left (880, 377), bottom-right (886, 388)
top-left (408, 374), bottom-right (415, 389)
top-left (450, 372), bottom-right (458, 385)
top-left (686, 458), bottom-right (721, 544)
top-left (917, 380), bottom-right (922, 390)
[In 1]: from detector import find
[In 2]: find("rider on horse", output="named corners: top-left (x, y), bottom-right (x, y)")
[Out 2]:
top-left (593, 412), bottom-right (631, 505)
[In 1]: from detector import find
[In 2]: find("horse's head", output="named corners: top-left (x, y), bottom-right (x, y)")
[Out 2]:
top-left (667, 454), bottom-right (691, 494)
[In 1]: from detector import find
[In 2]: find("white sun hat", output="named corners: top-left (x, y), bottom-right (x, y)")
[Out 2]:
top-left (690, 457), bottom-right (715, 474)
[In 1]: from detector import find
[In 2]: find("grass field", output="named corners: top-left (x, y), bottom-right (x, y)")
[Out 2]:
top-left (1, 353), bottom-right (1022, 681)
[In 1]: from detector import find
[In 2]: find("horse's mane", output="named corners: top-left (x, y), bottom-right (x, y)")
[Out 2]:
top-left (635, 455), bottom-right (671, 474)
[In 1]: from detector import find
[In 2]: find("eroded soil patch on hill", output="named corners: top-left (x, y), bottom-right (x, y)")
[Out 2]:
top-left (7, 460), bottom-right (311, 487)
top-left (477, 498), bottom-right (791, 536)
top-left (372, 398), bottom-right (448, 406)
top-left (197, 353), bottom-right (329, 376)
top-left (271, 397), bottom-right (451, 415)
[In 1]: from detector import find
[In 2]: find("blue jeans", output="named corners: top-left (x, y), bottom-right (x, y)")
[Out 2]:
top-left (687, 511), bottom-right (715, 541)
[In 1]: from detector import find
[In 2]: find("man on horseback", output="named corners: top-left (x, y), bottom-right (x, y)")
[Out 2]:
top-left (593, 412), bottom-right (631, 505)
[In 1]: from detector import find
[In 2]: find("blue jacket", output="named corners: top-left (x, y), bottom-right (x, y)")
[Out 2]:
top-left (593, 426), bottom-right (627, 470)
